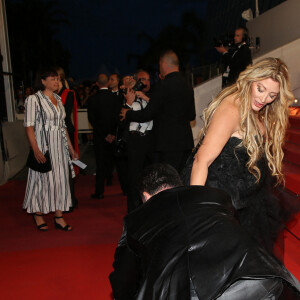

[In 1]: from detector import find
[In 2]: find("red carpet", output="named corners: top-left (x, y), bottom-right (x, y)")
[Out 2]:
top-left (0, 171), bottom-right (299, 299)
top-left (284, 215), bottom-right (300, 280)
top-left (0, 175), bottom-right (126, 300)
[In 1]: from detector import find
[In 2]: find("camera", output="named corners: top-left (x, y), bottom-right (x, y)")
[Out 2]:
top-left (132, 79), bottom-right (146, 92)
top-left (119, 78), bottom-right (147, 95)
top-left (120, 88), bottom-right (127, 95)
top-left (213, 34), bottom-right (234, 48)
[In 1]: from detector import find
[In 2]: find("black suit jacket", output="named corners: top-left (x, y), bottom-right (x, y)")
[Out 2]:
top-left (87, 89), bottom-right (120, 143)
top-left (126, 72), bottom-right (196, 152)
top-left (222, 43), bottom-right (252, 84)
top-left (109, 186), bottom-right (300, 300)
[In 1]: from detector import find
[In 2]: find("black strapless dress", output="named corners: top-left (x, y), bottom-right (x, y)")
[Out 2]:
top-left (205, 136), bottom-right (300, 255)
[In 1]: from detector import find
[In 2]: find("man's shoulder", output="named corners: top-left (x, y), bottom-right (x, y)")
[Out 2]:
top-left (167, 185), bottom-right (231, 201)
top-left (124, 185), bottom-right (233, 235)
top-left (126, 186), bottom-right (231, 218)
top-left (164, 71), bottom-right (182, 82)
top-left (238, 43), bottom-right (251, 53)
top-left (161, 72), bottom-right (190, 92)
top-left (98, 89), bottom-right (112, 96)
top-left (91, 89), bottom-right (115, 100)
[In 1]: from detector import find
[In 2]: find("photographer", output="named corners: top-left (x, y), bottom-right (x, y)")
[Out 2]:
top-left (215, 26), bottom-right (252, 87)
top-left (124, 70), bottom-right (154, 213)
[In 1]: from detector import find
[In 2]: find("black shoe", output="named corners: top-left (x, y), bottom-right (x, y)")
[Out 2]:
top-left (54, 216), bottom-right (72, 231)
top-left (91, 193), bottom-right (104, 199)
top-left (32, 213), bottom-right (48, 231)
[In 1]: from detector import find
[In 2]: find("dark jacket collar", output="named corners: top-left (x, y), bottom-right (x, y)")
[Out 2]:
top-left (164, 71), bottom-right (180, 79)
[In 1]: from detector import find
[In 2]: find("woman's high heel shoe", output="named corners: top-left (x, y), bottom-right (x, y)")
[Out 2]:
top-left (32, 213), bottom-right (48, 231)
top-left (54, 216), bottom-right (72, 231)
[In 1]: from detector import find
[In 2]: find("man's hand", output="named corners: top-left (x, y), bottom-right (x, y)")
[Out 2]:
top-left (136, 91), bottom-right (149, 102)
top-left (124, 89), bottom-right (135, 106)
top-left (215, 45), bottom-right (228, 54)
top-left (120, 108), bottom-right (131, 121)
top-left (105, 134), bottom-right (116, 144)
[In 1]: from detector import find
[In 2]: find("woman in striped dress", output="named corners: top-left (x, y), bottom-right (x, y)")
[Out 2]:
top-left (23, 69), bottom-right (78, 231)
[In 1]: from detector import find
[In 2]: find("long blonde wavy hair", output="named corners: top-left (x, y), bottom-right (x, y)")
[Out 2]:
top-left (55, 66), bottom-right (70, 89)
top-left (200, 57), bottom-right (294, 184)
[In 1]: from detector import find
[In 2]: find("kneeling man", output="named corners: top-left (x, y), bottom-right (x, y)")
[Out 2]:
top-left (110, 164), bottom-right (300, 300)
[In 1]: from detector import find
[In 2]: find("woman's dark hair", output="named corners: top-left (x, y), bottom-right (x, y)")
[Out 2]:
top-left (34, 68), bottom-right (58, 90)
top-left (40, 69), bottom-right (58, 80)
top-left (138, 163), bottom-right (182, 197)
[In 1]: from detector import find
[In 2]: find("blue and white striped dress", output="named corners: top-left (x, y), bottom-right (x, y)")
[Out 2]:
top-left (23, 90), bottom-right (74, 213)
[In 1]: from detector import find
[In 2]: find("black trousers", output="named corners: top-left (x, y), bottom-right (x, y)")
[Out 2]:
top-left (127, 132), bottom-right (153, 213)
top-left (115, 155), bottom-right (128, 194)
top-left (153, 150), bottom-right (191, 174)
top-left (94, 140), bottom-right (114, 195)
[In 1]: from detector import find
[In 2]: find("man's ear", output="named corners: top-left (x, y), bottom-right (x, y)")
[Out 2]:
top-left (142, 192), bottom-right (152, 203)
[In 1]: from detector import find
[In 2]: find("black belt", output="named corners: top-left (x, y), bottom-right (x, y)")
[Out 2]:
top-left (130, 130), bottom-right (151, 136)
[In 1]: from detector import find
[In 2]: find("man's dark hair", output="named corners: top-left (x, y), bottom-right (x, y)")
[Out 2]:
top-left (111, 73), bottom-right (121, 83)
top-left (236, 26), bottom-right (249, 42)
top-left (135, 69), bottom-right (150, 78)
top-left (139, 163), bottom-right (182, 197)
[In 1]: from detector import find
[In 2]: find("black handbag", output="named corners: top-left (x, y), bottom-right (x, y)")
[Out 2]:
top-left (180, 138), bottom-right (203, 185)
top-left (26, 94), bottom-right (52, 173)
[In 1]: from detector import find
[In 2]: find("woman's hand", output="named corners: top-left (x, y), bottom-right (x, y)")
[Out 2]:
top-left (25, 127), bottom-right (46, 164)
top-left (33, 148), bottom-right (46, 164)
top-left (70, 149), bottom-right (79, 160)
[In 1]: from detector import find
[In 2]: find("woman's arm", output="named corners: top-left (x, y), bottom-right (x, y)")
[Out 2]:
top-left (64, 91), bottom-right (74, 118)
top-left (65, 128), bottom-right (78, 160)
top-left (26, 126), bottom-right (46, 163)
top-left (190, 99), bottom-right (240, 185)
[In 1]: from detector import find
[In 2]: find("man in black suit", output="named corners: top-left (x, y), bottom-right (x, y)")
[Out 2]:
top-left (88, 73), bottom-right (119, 199)
top-left (216, 26), bottom-right (252, 87)
top-left (121, 50), bottom-right (195, 173)
top-left (109, 163), bottom-right (300, 300)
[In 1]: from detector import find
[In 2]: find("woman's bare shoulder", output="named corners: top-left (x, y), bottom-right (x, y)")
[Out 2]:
top-left (214, 94), bottom-right (240, 119)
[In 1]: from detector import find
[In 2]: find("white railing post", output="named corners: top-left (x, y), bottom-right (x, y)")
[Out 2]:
top-left (0, 0), bottom-right (15, 122)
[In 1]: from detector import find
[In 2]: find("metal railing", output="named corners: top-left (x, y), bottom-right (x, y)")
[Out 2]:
top-left (191, 63), bottom-right (222, 87)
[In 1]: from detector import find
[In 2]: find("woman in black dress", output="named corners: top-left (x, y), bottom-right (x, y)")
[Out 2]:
top-left (191, 57), bottom-right (296, 255)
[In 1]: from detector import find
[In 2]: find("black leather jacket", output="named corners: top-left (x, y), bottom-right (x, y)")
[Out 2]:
top-left (109, 186), bottom-right (300, 300)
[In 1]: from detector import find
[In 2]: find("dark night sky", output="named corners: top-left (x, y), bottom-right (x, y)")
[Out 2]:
top-left (54, 0), bottom-right (207, 80)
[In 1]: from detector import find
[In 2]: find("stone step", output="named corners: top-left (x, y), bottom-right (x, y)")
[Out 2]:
top-left (284, 142), bottom-right (300, 167)
top-left (289, 115), bottom-right (300, 129)
top-left (283, 161), bottom-right (300, 195)
top-left (286, 129), bottom-right (300, 145)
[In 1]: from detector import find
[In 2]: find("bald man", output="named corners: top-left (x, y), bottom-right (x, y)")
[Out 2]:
top-left (88, 73), bottom-right (120, 199)
top-left (121, 50), bottom-right (196, 173)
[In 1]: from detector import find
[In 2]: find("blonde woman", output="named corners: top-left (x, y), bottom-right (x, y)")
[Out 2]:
top-left (190, 57), bottom-right (295, 254)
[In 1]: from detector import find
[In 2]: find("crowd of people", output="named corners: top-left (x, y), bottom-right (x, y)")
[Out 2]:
top-left (21, 27), bottom-right (300, 299)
